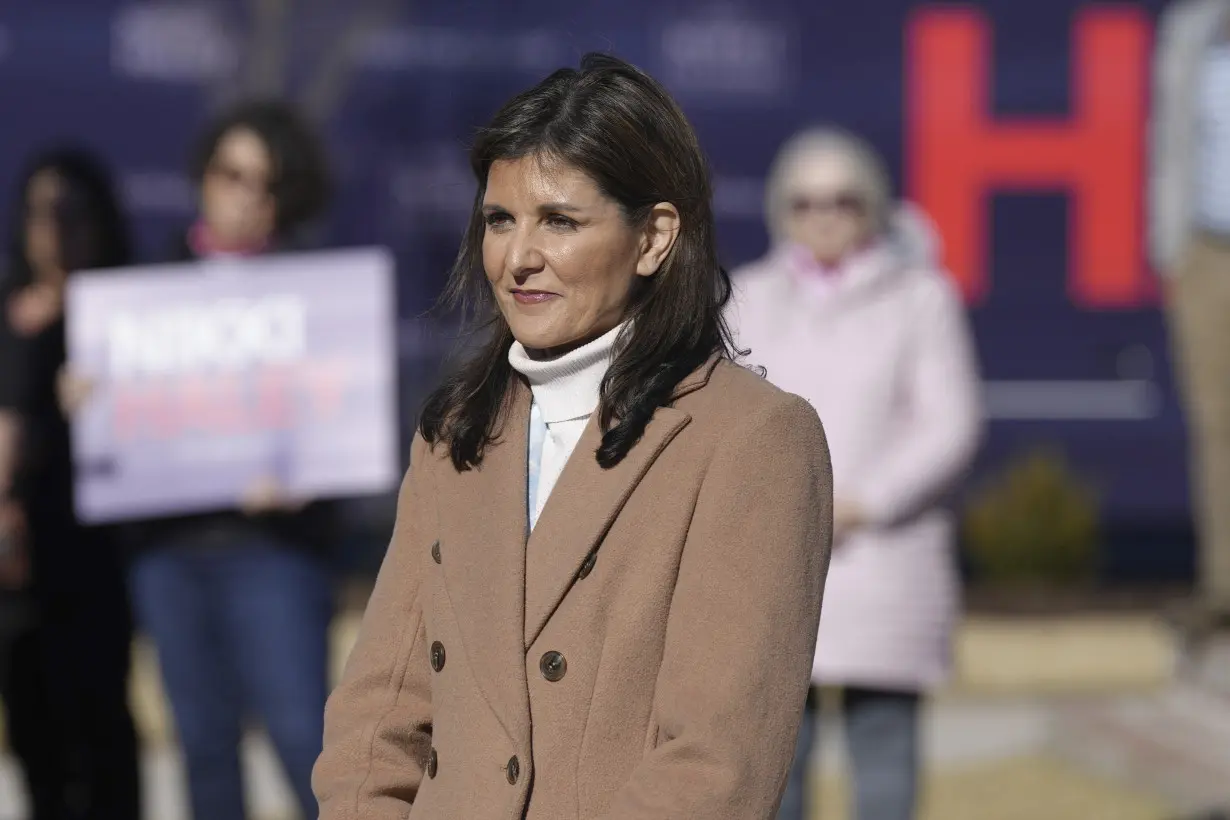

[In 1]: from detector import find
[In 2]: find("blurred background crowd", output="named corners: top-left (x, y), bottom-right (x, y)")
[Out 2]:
top-left (1, 0), bottom-right (1229, 818)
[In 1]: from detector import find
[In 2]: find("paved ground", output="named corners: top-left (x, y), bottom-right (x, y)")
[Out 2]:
top-left (0, 694), bottom-right (1184, 820)
top-left (0, 735), bottom-right (297, 820)
top-left (808, 696), bottom-right (1174, 820)
top-left (0, 613), bottom-right (1224, 820)
top-left (817, 757), bottom-right (1171, 820)
top-left (1050, 641), bottom-right (1230, 816)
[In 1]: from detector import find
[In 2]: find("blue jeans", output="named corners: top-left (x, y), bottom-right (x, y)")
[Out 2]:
top-left (130, 539), bottom-right (332, 820)
top-left (778, 686), bottom-right (922, 820)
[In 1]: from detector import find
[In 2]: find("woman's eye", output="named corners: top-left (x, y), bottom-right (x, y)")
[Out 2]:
top-left (484, 212), bottom-right (512, 229)
top-left (546, 214), bottom-right (577, 230)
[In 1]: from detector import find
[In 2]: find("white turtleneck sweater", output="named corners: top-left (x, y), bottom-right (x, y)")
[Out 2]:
top-left (508, 324), bottom-right (622, 530)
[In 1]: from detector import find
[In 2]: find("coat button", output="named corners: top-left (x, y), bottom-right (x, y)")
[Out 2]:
top-left (506, 755), bottom-right (520, 784)
top-left (430, 641), bottom-right (446, 672)
top-left (426, 747), bottom-right (438, 778)
top-left (539, 651), bottom-right (567, 682)
top-left (430, 540), bottom-right (441, 564)
top-left (577, 552), bottom-right (596, 579)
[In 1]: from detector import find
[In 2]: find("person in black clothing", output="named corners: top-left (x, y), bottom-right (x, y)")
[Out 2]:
top-left (0, 149), bottom-right (140, 820)
top-left (116, 101), bottom-right (335, 820)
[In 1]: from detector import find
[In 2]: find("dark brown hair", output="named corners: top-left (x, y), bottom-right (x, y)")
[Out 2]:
top-left (192, 99), bottom-right (332, 235)
top-left (420, 53), bottom-right (739, 471)
top-left (6, 148), bottom-right (133, 289)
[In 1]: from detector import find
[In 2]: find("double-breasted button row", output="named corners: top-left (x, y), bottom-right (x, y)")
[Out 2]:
top-left (430, 641), bottom-right (446, 672)
top-left (426, 746), bottom-right (516, 786)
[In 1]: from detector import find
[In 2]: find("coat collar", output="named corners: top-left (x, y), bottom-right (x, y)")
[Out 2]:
top-left (435, 379), bottom-right (533, 746)
top-left (523, 399), bottom-right (692, 647)
top-left (768, 240), bottom-right (901, 314)
top-left (434, 355), bottom-right (720, 747)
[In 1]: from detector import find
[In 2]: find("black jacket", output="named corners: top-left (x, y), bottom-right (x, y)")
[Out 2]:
top-left (0, 274), bottom-right (128, 610)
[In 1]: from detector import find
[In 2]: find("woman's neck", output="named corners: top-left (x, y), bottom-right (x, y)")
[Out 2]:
top-left (526, 328), bottom-right (613, 362)
top-left (189, 220), bottom-right (272, 258)
top-left (508, 323), bottom-right (624, 423)
top-left (790, 237), bottom-right (879, 277)
top-left (31, 265), bottom-right (66, 290)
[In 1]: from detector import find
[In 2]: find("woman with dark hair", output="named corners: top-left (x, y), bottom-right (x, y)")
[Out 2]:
top-left (110, 99), bottom-right (336, 820)
top-left (314, 53), bottom-right (834, 819)
top-left (176, 98), bottom-right (330, 257)
top-left (0, 149), bottom-right (140, 820)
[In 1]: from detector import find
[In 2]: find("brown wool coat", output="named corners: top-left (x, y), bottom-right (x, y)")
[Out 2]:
top-left (314, 357), bottom-right (834, 820)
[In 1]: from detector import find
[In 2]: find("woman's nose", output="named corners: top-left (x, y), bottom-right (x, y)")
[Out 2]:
top-left (505, 227), bottom-right (546, 278)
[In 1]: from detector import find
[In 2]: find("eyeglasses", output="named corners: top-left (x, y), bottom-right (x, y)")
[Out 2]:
top-left (206, 159), bottom-right (273, 199)
top-left (788, 192), bottom-right (867, 217)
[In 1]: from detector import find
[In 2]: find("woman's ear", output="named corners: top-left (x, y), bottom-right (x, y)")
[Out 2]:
top-left (636, 202), bottom-right (681, 277)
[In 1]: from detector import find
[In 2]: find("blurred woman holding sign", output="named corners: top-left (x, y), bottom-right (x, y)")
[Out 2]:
top-left (123, 100), bottom-right (337, 820)
top-left (55, 101), bottom-right (337, 820)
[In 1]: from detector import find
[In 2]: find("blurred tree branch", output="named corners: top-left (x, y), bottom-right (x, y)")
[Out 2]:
top-left (299, 0), bottom-right (401, 123)
top-left (217, 0), bottom-right (403, 124)
top-left (246, 0), bottom-right (289, 99)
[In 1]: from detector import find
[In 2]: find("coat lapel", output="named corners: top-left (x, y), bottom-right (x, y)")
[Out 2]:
top-left (522, 356), bottom-right (720, 647)
top-left (436, 381), bottom-right (532, 747)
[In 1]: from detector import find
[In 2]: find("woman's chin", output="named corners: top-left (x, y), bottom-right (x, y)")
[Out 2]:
top-left (509, 325), bottom-right (560, 352)
top-left (523, 339), bottom-right (575, 359)
top-left (510, 325), bottom-right (597, 359)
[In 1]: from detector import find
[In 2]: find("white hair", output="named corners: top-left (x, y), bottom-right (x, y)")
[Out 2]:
top-left (763, 127), bottom-right (893, 244)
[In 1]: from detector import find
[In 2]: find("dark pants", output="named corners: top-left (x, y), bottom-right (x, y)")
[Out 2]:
top-left (0, 562), bottom-right (140, 820)
top-left (130, 539), bottom-right (332, 820)
top-left (778, 686), bottom-right (922, 820)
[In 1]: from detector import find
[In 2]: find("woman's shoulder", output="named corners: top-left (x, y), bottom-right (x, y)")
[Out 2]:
top-left (884, 264), bottom-right (967, 320)
top-left (725, 254), bottom-right (789, 340)
top-left (682, 358), bottom-right (822, 437)
top-left (728, 253), bottom-right (786, 298)
top-left (880, 202), bottom-right (967, 309)
top-left (669, 359), bottom-right (828, 478)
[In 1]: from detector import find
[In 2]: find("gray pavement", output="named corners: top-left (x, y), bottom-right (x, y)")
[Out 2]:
top-left (0, 697), bottom-right (1063, 820)
top-left (1050, 642), bottom-right (1230, 815)
top-left (0, 734), bottom-right (297, 820)
top-left (3, 628), bottom-right (1227, 819)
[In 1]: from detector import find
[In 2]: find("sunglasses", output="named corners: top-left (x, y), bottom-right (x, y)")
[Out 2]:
top-left (788, 191), bottom-right (867, 217)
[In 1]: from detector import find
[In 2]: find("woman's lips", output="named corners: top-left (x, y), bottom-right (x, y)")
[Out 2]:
top-left (511, 289), bottom-right (559, 305)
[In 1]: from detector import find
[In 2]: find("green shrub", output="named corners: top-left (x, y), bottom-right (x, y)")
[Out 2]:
top-left (963, 447), bottom-right (1100, 586)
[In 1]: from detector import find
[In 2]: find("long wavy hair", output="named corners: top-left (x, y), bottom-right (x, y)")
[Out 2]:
top-left (6, 148), bottom-right (133, 290)
top-left (419, 53), bottom-right (739, 472)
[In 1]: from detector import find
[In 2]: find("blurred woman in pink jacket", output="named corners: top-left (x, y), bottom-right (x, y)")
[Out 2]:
top-left (731, 128), bottom-right (983, 820)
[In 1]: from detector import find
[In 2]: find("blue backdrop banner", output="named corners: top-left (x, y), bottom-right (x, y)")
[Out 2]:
top-left (0, 0), bottom-right (1185, 574)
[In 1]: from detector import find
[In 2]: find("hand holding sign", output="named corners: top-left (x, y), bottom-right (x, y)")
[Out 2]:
top-left (832, 498), bottom-right (867, 546)
top-left (56, 364), bottom-right (96, 418)
top-left (240, 475), bottom-right (309, 516)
